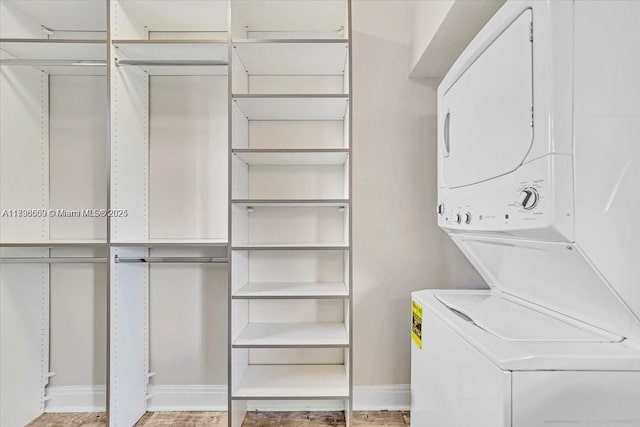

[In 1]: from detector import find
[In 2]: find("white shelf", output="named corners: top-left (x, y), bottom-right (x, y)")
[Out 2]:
top-left (233, 149), bottom-right (349, 165)
top-left (229, 2), bottom-right (352, 417)
top-left (0, 1), bottom-right (106, 36)
top-left (232, 242), bottom-right (349, 251)
top-left (233, 322), bottom-right (348, 348)
top-left (232, 1), bottom-right (347, 38)
top-left (0, 39), bottom-right (106, 75)
top-left (232, 199), bottom-right (349, 207)
top-left (232, 364), bottom-right (349, 400)
top-left (0, 239), bottom-right (106, 248)
top-left (113, 40), bottom-right (228, 75)
top-left (233, 94), bottom-right (348, 120)
top-left (233, 40), bottom-right (348, 75)
top-left (112, 238), bottom-right (228, 248)
top-left (233, 282), bottom-right (349, 299)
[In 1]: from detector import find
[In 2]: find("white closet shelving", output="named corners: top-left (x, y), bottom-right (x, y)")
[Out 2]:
top-left (229, 0), bottom-right (352, 425)
top-left (0, 1), bottom-right (108, 426)
top-left (1, 1), bottom-right (352, 425)
top-left (108, 1), bottom-right (229, 426)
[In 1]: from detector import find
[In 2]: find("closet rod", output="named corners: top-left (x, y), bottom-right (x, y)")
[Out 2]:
top-left (116, 59), bottom-right (228, 67)
top-left (114, 256), bottom-right (228, 264)
top-left (0, 257), bottom-right (107, 264)
top-left (40, 25), bottom-right (107, 35)
top-left (0, 59), bottom-right (106, 66)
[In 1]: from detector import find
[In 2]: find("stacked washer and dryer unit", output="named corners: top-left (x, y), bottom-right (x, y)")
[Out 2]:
top-left (411, 0), bottom-right (640, 425)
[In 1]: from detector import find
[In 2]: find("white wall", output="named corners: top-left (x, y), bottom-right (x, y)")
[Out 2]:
top-left (408, 0), bottom-right (455, 73)
top-left (407, 0), bottom-right (504, 78)
top-left (351, 0), bottom-right (486, 387)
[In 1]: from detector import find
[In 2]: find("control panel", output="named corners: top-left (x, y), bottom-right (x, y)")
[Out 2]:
top-left (436, 155), bottom-right (574, 242)
top-left (438, 180), bottom-right (544, 226)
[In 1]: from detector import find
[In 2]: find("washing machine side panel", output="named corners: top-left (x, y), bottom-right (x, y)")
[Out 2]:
top-left (411, 302), bottom-right (511, 427)
top-left (512, 371), bottom-right (640, 426)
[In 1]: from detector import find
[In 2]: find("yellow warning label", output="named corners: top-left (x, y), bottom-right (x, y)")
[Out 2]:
top-left (412, 300), bottom-right (422, 349)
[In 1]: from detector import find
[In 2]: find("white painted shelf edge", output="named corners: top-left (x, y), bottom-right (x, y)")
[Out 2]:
top-left (232, 282), bottom-right (349, 299)
top-left (233, 322), bottom-right (348, 348)
top-left (232, 242), bottom-right (349, 250)
top-left (232, 39), bottom-right (348, 44)
top-left (0, 239), bottom-right (107, 247)
top-left (232, 199), bottom-right (349, 207)
top-left (111, 238), bottom-right (228, 247)
top-left (232, 150), bottom-right (349, 165)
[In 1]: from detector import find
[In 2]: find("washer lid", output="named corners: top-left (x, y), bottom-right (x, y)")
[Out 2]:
top-left (414, 290), bottom-right (640, 371)
top-left (436, 293), bottom-right (620, 343)
top-left (451, 235), bottom-right (640, 342)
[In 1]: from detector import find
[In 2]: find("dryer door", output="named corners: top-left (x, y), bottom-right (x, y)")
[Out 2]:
top-left (440, 9), bottom-right (533, 189)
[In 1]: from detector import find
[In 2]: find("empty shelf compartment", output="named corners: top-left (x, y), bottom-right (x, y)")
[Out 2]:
top-left (111, 238), bottom-right (228, 247)
top-left (0, 39), bottom-right (106, 74)
top-left (233, 94), bottom-right (348, 120)
top-left (233, 40), bottom-right (348, 75)
top-left (232, 364), bottom-right (349, 399)
top-left (0, 239), bottom-right (106, 248)
top-left (231, 0), bottom-right (347, 40)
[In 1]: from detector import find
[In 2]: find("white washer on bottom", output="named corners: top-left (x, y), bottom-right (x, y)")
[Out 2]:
top-left (411, 290), bottom-right (640, 427)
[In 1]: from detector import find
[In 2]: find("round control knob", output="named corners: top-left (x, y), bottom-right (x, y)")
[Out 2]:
top-left (464, 213), bottom-right (472, 224)
top-left (455, 213), bottom-right (462, 224)
top-left (519, 187), bottom-right (539, 210)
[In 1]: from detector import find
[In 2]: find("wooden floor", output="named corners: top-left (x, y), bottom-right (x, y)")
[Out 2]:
top-left (29, 411), bottom-right (410, 426)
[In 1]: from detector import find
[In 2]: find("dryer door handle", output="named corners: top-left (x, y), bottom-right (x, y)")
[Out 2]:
top-left (443, 111), bottom-right (451, 158)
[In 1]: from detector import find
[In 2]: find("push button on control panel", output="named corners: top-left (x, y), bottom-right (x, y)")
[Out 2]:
top-left (519, 187), bottom-right (539, 210)
top-left (453, 212), bottom-right (471, 225)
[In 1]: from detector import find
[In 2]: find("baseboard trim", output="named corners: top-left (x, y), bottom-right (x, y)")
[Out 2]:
top-left (246, 400), bottom-right (345, 412)
top-left (45, 385), bottom-right (106, 413)
top-left (249, 385), bottom-right (410, 411)
top-left (44, 384), bottom-right (410, 412)
top-left (353, 385), bottom-right (410, 411)
top-left (147, 385), bottom-right (227, 411)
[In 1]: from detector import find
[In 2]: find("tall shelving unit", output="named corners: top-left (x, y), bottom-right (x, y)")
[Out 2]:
top-left (228, 1), bottom-right (353, 426)
top-left (107, 1), bottom-right (229, 426)
top-left (0, 1), bottom-right (108, 426)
